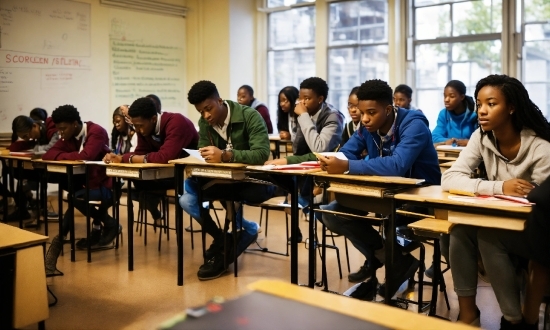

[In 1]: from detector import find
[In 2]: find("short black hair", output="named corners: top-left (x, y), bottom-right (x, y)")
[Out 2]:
top-left (51, 105), bottom-right (82, 124)
top-left (146, 94), bottom-right (161, 113)
top-left (29, 108), bottom-right (48, 121)
top-left (12, 115), bottom-right (34, 134)
top-left (239, 85), bottom-right (254, 97)
top-left (394, 84), bottom-right (413, 98)
top-left (188, 80), bottom-right (220, 105)
top-left (357, 79), bottom-right (393, 106)
top-left (129, 97), bottom-right (157, 119)
top-left (300, 77), bottom-right (329, 101)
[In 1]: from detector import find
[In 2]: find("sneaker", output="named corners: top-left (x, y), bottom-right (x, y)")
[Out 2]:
top-left (204, 241), bottom-right (222, 260)
top-left (47, 212), bottom-right (59, 220)
top-left (45, 235), bottom-right (63, 275)
top-left (197, 253), bottom-right (228, 280)
top-left (6, 209), bottom-right (31, 222)
top-left (287, 228), bottom-right (303, 245)
top-left (500, 316), bottom-right (523, 330)
top-left (98, 224), bottom-right (122, 246)
top-left (348, 258), bottom-right (383, 283)
top-left (236, 231), bottom-right (258, 257)
top-left (425, 262), bottom-right (434, 279)
top-left (349, 277), bottom-right (378, 301)
top-left (76, 229), bottom-right (102, 250)
top-left (378, 253), bottom-right (420, 299)
top-left (521, 319), bottom-right (538, 330)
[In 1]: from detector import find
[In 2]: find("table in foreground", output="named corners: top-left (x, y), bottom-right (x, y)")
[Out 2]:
top-left (159, 279), bottom-right (475, 330)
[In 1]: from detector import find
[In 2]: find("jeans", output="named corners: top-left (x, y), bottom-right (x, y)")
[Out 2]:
top-left (62, 187), bottom-right (115, 237)
top-left (179, 178), bottom-right (275, 244)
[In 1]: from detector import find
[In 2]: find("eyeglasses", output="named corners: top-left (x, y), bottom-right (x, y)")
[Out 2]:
top-left (347, 104), bottom-right (358, 110)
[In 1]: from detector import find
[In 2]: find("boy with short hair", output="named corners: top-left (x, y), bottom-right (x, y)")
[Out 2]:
top-left (318, 79), bottom-right (440, 298)
top-left (393, 84), bottom-right (422, 112)
top-left (180, 80), bottom-right (275, 280)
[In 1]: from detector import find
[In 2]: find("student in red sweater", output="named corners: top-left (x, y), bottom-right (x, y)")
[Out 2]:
top-left (104, 97), bottom-right (199, 223)
top-left (43, 105), bottom-right (117, 274)
top-left (237, 85), bottom-right (273, 134)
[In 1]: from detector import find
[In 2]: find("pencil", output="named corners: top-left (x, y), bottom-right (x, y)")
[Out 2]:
top-left (449, 189), bottom-right (476, 197)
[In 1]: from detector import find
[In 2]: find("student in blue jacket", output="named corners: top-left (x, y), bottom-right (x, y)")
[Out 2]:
top-left (432, 80), bottom-right (477, 146)
top-left (317, 79), bottom-right (441, 299)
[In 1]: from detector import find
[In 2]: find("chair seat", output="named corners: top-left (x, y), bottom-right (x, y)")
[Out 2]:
top-left (258, 196), bottom-right (296, 210)
top-left (165, 189), bottom-right (176, 197)
top-left (408, 218), bottom-right (453, 237)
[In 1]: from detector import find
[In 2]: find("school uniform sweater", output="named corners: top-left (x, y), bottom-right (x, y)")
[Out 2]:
top-left (250, 99), bottom-right (273, 134)
top-left (442, 128), bottom-right (550, 195)
top-left (432, 108), bottom-right (478, 143)
top-left (341, 120), bottom-right (360, 145)
top-left (122, 112), bottom-right (198, 164)
top-left (42, 121), bottom-right (111, 189)
top-left (9, 117), bottom-right (58, 152)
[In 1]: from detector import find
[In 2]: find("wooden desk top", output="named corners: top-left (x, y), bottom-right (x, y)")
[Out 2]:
top-left (436, 145), bottom-right (464, 154)
top-left (105, 162), bottom-right (173, 168)
top-left (312, 171), bottom-right (425, 185)
top-left (0, 154), bottom-right (36, 161)
top-left (246, 165), bottom-right (322, 175)
top-left (170, 157), bottom-right (248, 168)
top-left (395, 185), bottom-right (531, 214)
top-left (33, 159), bottom-right (85, 166)
top-left (0, 223), bottom-right (48, 249)
top-left (249, 280), bottom-right (475, 330)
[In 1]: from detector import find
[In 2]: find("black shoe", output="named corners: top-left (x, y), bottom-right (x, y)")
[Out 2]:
top-left (521, 318), bottom-right (538, 330)
top-left (288, 230), bottom-right (303, 245)
top-left (45, 235), bottom-right (63, 275)
top-left (348, 258), bottom-right (383, 283)
top-left (76, 229), bottom-right (102, 250)
top-left (500, 316), bottom-right (523, 330)
top-left (378, 253), bottom-right (420, 298)
top-left (197, 253), bottom-right (228, 280)
top-left (204, 241), bottom-right (222, 260)
top-left (425, 262), bottom-right (434, 279)
top-left (98, 224), bottom-right (121, 246)
top-left (349, 277), bottom-right (378, 301)
top-left (236, 231), bottom-right (258, 257)
top-left (47, 212), bottom-right (59, 220)
top-left (6, 209), bottom-right (31, 222)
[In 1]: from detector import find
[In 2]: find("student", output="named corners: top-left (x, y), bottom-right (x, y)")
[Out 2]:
top-left (393, 84), bottom-right (422, 112)
top-left (180, 80), bottom-right (275, 280)
top-left (317, 79), bottom-right (440, 297)
top-left (29, 107), bottom-right (48, 122)
top-left (341, 86), bottom-right (361, 145)
top-left (237, 85), bottom-right (273, 134)
top-left (442, 74), bottom-right (550, 328)
top-left (276, 86), bottom-right (299, 140)
top-left (6, 114), bottom-right (59, 222)
top-left (432, 80), bottom-right (477, 145)
top-left (103, 97), bottom-right (199, 225)
top-left (266, 77), bottom-right (344, 241)
top-left (146, 94), bottom-right (162, 113)
top-left (111, 105), bottom-right (137, 155)
top-left (43, 105), bottom-right (117, 274)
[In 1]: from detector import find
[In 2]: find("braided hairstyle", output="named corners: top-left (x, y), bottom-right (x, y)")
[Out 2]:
top-left (474, 74), bottom-right (550, 142)
top-left (276, 86), bottom-right (299, 132)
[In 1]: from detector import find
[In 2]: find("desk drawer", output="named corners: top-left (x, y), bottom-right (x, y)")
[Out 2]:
top-left (47, 164), bottom-right (86, 175)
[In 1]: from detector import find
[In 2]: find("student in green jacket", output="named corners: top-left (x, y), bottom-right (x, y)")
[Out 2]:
top-left (180, 80), bottom-right (275, 280)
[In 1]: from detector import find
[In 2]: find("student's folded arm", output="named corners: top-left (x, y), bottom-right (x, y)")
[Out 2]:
top-left (347, 119), bottom-right (429, 176)
top-left (197, 121), bottom-right (211, 149)
top-left (35, 134), bottom-right (59, 153)
top-left (55, 130), bottom-right (108, 161)
top-left (431, 110), bottom-right (449, 143)
top-left (285, 153), bottom-right (316, 164)
top-left (529, 142), bottom-right (550, 185)
top-left (339, 130), bottom-right (366, 161)
top-left (232, 112), bottom-right (270, 165)
top-left (42, 140), bottom-right (67, 160)
top-left (441, 130), bottom-right (497, 195)
top-left (297, 114), bottom-right (343, 152)
top-left (145, 117), bottom-right (197, 164)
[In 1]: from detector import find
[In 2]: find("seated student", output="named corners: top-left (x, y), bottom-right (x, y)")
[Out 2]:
top-left (6, 114), bottom-right (59, 222)
top-left (43, 105), bottom-right (117, 274)
top-left (341, 87), bottom-right (361, 145)
top-left (103, 97), bottom-right (199, 225)
top-left (393, 84), bottom-right (422, 112)
top-left (442, 74), bottom-right (550, 329)
top-left (111, 105), bottom-right (137, 155)
top-left (180, 80), bottom-right (275, 280)
top-left (146, 94), bottom-right (162, 113)
top-left (266, 77), bottom-right (344, 241)
top-left (276, 86), bottom-right (299, 141)
top-left (432, 80), bottom-right (477, 146)
top-left (237, 85), bottom-right (273, 134)
top-left (29, 107), bottom-right (48, 122)
top-left (317, 79), bottom-right (440, 297)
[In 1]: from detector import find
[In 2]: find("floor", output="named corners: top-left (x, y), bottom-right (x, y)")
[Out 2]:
top-left (7, 195), bottom-right (547, 330)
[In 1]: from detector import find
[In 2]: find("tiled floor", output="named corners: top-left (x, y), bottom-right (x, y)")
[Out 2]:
top-left (11, 197), bottom-right (547, 329)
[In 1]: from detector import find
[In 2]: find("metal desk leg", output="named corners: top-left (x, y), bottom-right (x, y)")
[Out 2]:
top-left (429, 239), bottom-right (442, 316)
top-left (127, 180), bottom-right (134, 271)
top-left (85, 166), bottom-right (91, 263)
top-left (67, 166), bottom-right (76, 262)
top-left (384, 199), bottom-right (396, 305)
top-left (308, 177), bottom-right (316, 288)
top-left (2, 160), bottom-right (9, 222)
top-left (290, 176), bottom-right (299, 285)
top-left (175, 164), bottom-right (184, 286)
top-left (41, 169), bottom-right (48, 236)
top-left (114, 178), bottom-right (120, 249)
top-left (16, 160), bottom-right (23, 229)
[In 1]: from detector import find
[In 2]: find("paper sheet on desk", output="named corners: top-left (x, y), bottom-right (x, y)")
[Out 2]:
top-left (315, 152), bottom-right (348, 160)
top-left (436, 146), bottom-right (465, 151)
top-left (448, 195), bottom-right (532, 207)
top-left (84, 161), bottom-right (107, 165)
top-left (183, 148), bottom-right (206, 163)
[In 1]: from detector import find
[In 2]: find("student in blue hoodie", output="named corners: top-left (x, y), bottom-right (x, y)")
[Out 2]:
top-left (317, 79), bottom-right (441, 299)
top-left (432, 80), bottom-right (477, 146)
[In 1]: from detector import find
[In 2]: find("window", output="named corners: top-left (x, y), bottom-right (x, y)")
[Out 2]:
top-left (522, 0), bottom-right (550, 117)
top-left (267, 6), bottom-right (316, 129)
top-left (328, 0), bottom-right (389, 120)
top-left (411, 0), bottom-right (502, 128)
top-left (267, 0), bottom-right (315, 7)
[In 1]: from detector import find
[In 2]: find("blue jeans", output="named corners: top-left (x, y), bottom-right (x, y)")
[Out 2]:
top-left (179, 178), bottom-right (275, 244)
top-left (62, 186), bottom-right (115, 236)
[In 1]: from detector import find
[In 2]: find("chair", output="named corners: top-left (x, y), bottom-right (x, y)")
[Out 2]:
top-left (246, 196), bottom-right (291, 256)
top-left (135, 190), bottom-right (171, 251)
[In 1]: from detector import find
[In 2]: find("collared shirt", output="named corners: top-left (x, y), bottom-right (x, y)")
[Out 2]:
top-left (75, 122), bottom-right (87, 152)
top-left (213, 101), bottom-right (232, 142)
top-left (310, 107), bottom-right (321, 124)
top-left (152, 112), bottom-right (162, 142)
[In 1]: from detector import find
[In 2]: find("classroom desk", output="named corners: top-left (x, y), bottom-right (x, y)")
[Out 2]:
top-left (268, 135), bottom-right (292, 159)
top-left (0, 154), bottom-right (36, 229)
top-left (394, 185), bottom-right (531, 231)
top-left (310, 172), bottom-right (425, 304)
top-left (439, 161), bottom-right (455, 174)
top-left (0, 223), bottom-right (49, 330)
top-left (103, 162), bottom-right (175, 279)
top-left (160, 279), bottom-right (475, 330)
top-left (33, 160), bottom-right (86, 262)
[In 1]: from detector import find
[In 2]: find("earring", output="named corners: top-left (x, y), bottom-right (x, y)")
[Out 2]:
top-left (510, 111), bottom-right (514, 115)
